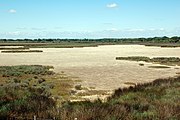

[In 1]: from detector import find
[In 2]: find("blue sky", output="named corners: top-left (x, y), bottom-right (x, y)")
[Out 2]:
top-left (0, 0), bottom-right (180, 39)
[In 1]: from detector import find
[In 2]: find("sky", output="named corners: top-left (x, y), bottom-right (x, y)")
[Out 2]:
top-left (0, 0), bottom-right (180, 39)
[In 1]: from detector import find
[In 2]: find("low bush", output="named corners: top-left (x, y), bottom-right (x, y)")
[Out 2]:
top-left (0, 84), bottom-right (56, 118)
top-left (0, 65), bottom-right (56, 119)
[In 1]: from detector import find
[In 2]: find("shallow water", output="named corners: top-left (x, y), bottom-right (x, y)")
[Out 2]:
top-left (0, 45), bottom-right (180, 90)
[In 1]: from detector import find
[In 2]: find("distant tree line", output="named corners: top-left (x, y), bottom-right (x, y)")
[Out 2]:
top-left (0, 36), bottom-right (180, 43)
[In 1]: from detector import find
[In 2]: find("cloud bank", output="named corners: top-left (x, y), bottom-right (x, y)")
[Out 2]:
top-left (1, 28), bottom-right (179, 39)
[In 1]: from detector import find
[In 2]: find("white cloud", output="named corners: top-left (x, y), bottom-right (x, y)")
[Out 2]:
top-left (8, 9), bottom-right (17, 13)
top-left (107, 3), bottom-right (118, 8)
top-left (159, 28), bottom-right (165, 31)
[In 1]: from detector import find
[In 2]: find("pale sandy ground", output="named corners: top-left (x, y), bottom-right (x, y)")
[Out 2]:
top-left (0, 45), bottom-right (180, 93)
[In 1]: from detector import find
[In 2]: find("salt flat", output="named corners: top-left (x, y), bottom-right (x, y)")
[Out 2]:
top-left (0, 45), bottom-right (180, 90)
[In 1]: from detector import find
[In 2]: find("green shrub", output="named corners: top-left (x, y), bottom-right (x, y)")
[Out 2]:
top-left (0, 65), bottom-right (54, 77)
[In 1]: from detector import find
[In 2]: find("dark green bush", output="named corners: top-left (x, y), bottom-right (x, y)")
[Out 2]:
top-left (0, 84), bottom-right (56, 118)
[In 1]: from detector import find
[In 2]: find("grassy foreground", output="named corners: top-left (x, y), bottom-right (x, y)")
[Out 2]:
top-left (59, 76), bottom-right (180, 120)
top-left (0, 65), bottom-right (179, 119)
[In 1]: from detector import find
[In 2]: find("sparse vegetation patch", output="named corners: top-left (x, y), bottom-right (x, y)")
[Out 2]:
top-left (148, 65), bottom-right (171, 69)
top-left (1, 50), bottom-right (43, 53)
top-left (116, 56), bottom-right (180, 66)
